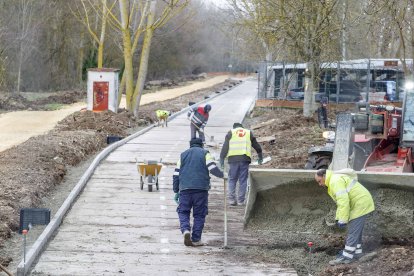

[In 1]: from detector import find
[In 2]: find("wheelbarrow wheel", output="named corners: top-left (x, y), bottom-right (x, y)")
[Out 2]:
top-left (156, 180), bottom-right (159, 191)
top-left (148, 184), bottom-right (153, 192)
top-left (140, 176), bottom-right (144, 190)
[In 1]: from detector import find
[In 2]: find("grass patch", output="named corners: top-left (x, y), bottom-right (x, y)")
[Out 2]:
top-left (43, 103), bottom-right (65, 110)
top-left (21, 92), bottom-right (58, 101)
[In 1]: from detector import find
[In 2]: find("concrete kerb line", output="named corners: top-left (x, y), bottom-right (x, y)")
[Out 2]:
top-left (16, 78), bottom-right (243, 276)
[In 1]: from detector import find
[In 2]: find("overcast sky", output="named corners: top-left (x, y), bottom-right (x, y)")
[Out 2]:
top-left (206, 0), bottom-right (229, 8)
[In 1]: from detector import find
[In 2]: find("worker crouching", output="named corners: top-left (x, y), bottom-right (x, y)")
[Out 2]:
top-left (173, 138), bottom-right (224, 246)
top-left (315, 169), bottom-right (375, 265)
top-left (155, 110), bottom-right (170, 127)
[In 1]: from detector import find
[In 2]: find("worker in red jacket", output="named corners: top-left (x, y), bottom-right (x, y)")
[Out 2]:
top-left (187, 104), bottom-right (211, 143)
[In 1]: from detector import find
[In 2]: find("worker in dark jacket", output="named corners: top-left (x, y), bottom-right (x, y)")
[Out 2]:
top-left (173, 138), bottom-right (224, 246)
top-left (220, 123), bottom-right (263, 206)
top-left (187, 104), bottom-right (211, 143)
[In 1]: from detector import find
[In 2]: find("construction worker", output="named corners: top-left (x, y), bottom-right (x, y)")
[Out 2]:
top-left (315, 168), bottom-right (375, 265)
top-left (220, 122), bottom-right (263, 206)
top-left (173, 138), bottom-right (224, 246)
top-left (155, 110), bottom-right (170, 127)
top-left (187, 104), bottom-right (211, 143)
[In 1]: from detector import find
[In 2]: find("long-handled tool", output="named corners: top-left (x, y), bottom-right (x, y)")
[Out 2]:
top-left (0, 263), bottom-right (13, 276)
top-left (187, 117), bottom-right (218, 148)
top-left (307, 241), bottom-right (314, 276)
top-left (187, 117), bottom-right (215, 142)
top-left (223, 176), bottom-right (228, 248)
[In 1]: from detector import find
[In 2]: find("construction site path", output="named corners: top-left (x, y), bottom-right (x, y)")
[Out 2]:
top-left (26, 80), bottom-right (297, 275)
top-left (0, 75), bottom-right (230, 152)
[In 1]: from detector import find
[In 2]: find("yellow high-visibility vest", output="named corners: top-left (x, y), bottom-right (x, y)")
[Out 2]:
top-left (156, 110), bottom-right (169, 117)
top-left (228, 128), bottom-right (251, 157)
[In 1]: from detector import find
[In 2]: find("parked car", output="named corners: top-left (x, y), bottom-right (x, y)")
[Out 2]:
top-left (286, 87), bottom-right (304, 100)
top-left (329, 93), bottom-right (363, 103)
top-left (322, 80), bottom-right (364, 103)
top-left (286, 88), bottom-right (327, 102)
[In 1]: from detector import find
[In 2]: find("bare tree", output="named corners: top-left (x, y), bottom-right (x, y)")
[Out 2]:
top-left (72, 0), bottom-right (112, 68)
top-left (115, 0), bottom-right (189, 114)
top-left (228, 0), bottom-right (342, 117)
top-left (15, 0), bottom-right (38, 93)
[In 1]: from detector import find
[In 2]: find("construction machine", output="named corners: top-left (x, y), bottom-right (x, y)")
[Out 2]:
top-left (330, 89), bottom-right (414, 173)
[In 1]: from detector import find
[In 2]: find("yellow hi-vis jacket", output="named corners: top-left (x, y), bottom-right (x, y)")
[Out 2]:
top-left (228, 127), bottom-right (251, 158)
top-left (156, 110), bottom-right (169, 118)
top-left (325, 169), bottom-right (375, 223)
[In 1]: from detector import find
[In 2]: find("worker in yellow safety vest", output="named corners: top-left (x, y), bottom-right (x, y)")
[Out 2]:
top-left (155, 110), bottom-right (170, 127)
top-left (315, 168), bottom-right (375, 265)
top-left (220, 123), bottom-right (263, 206)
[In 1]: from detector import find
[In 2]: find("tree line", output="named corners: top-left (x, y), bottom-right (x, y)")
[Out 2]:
top-left (1, 0), bottom-right (411, 115)
top-left (228, 0), bottom-right (414, 116)
top-left (0, 1), bottom-right (240, 94)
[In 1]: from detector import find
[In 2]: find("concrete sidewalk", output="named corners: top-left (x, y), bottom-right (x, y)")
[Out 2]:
top-left (29, 80), bottom-right (297, 275)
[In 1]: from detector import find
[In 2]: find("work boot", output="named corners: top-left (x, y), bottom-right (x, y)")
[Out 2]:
top-left (354, 252), bottom-right (364, 259)
top-left (183, 230), bottom-right (192, 246)
top-left (238, 201), bottom-right (246, 206)
top-left (192, 240), bottom-right (207, 247)
top-left (329, 255), bottom-right (353, 266)
top-left (229, 200), bottom-right (237, 206)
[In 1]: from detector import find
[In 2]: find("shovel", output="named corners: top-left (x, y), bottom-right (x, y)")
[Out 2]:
top-left (223, 176), bottom-right (228, 248)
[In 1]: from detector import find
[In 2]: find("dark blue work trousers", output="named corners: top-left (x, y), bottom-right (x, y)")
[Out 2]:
top-left (190, 123), bottom-right (205, 143)
top-left (177, 190), bottom-right (208, 242)
top-left (228, 161), bottom-right (250, 203)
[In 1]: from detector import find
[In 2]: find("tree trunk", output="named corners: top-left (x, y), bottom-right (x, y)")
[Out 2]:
top-left (78, 31), bottom-right (85, 85)
top-left (97, 0), bottom-right (107, 68)
top-left (119, 0), bottom-right (134, 111)
top-left (132, 0), bottom-right (157, 116)
top-left (303, 62), bottom-right (313, 117)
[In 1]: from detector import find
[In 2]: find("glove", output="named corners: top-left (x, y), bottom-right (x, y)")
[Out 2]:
top-left (199, 128), bottom-right (204, 133)
top-left (336, 221), bottom-right (347, 228)
top-left (223, 172), bottom-right (228, 179)
top-left (174, 193), bottom-right (180, 204)
top-left (258, 153), bottom-right (264, 165)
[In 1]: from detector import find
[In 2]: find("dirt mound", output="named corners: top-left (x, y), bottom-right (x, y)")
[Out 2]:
top-left (246, 108), bottom-right (325, 169)
top-left (34, 90), bottom-right (85, 106)
top-left (0, 90), bottom-right (85, 111)
top-left (0, 93), bottom-right (32, 110)
top-left (57, 109), bottom-right (151, 136)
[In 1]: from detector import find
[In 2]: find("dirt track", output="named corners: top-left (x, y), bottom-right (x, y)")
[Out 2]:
top-left (0, 75), bottom-right (229, 152)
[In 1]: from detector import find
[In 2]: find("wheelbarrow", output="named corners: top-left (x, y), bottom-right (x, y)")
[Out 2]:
top-left (136, 160), bottom-right (162, 192)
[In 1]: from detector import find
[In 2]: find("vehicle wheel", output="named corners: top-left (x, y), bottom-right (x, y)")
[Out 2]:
top-left (305, 154), bottom-right (332, 170)
top-left (148, 184), bottom-right (153, 192)
top-left (315, 156), bottom-right (331, 170)
top-left (156, 180), bottom-right (159, 190)
top-left (304, 154), bottom-right (318, 169)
